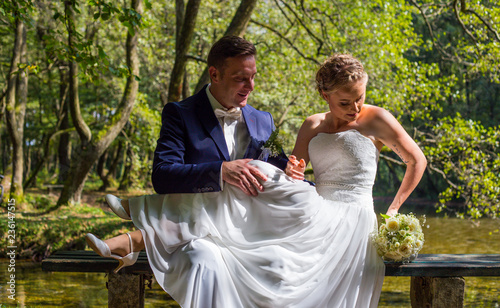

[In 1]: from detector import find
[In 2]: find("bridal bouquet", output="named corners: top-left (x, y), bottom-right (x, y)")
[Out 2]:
top-left (371, 213), bottom-right (425, 263)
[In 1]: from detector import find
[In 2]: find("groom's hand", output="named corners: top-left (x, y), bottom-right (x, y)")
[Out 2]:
top-left (222, 159), bottom-right (267, 196)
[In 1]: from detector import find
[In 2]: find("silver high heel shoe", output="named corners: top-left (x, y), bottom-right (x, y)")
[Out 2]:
top-left (105, 194), bottom-right (131, 220)
top-left (85, 233), bottom-right (139, 273)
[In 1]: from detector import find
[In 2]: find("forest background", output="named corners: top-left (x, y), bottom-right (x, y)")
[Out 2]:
top-left (0, 0), bottom-right (499, 258)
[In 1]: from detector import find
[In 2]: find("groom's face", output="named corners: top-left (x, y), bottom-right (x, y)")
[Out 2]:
top-left (209, 55), bottom-right (257, 109)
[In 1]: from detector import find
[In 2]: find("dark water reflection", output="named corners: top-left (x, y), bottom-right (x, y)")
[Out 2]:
top-left (1, 207), bottom-right (499, 307)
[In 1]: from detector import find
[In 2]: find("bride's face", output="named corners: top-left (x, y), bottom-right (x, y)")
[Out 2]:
top-left (323, 80), bottom-right (367, 123)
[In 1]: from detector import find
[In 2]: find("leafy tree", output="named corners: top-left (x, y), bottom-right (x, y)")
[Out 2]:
top-left (1, 0), bottom-right (34, 202)
top-left (0, 0), bottom-right (498, 220)
top-left (422, 115), bottom-right (500, 218)
top-left (54, 0), bottom-right (145, 206)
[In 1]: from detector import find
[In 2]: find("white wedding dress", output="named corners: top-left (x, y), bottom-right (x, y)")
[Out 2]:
top-left (130, 129), bottom-right (385, 307)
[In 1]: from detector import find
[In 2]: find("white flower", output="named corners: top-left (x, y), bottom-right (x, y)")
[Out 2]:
top-left (371, 213), bottom-right (425, 263)
top-left (386, 218), bottom-right (400, 232)
top-left (408, 220), bottom-right (419, 232)
top-left (415, 240), bottom-right (423, 250)
top-left (398, 243), bottom-right (412, 258)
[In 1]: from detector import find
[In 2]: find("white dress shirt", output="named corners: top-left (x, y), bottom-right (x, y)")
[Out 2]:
top-left (206, 85), bottom-right (250, 187)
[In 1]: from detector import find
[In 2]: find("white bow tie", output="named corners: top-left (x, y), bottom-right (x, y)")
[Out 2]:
top-left (214, 108), bottom-right (242, 122)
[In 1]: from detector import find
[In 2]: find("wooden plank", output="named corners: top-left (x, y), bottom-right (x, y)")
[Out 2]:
top-left (42, 252), bottom-right (500, 277)
top-left (385, 254), bottom-right (500, 277)
top-left (41, 251), bottom-right (152, 274)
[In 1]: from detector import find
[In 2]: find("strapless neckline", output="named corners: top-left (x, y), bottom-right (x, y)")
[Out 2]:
top-left (313, 129), bottom-right (377, 153)
top-left (308, 128), bottom-right (380, 197)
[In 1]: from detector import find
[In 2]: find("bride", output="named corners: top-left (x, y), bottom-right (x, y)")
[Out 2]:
top-left (86, 54), bottom-right (426, 307)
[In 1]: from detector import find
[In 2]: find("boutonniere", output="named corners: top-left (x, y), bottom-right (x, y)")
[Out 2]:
top-left (259, 129), bottom-right (285, 160)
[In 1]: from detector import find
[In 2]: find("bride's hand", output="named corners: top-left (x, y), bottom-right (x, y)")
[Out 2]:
top-left (385, 208), bottom-right (398, 217)
top-left (285, 155), bottom-right (306, 180)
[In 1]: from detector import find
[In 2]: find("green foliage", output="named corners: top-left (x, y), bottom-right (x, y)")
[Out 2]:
top-left (114, 92), bottom-right (161, 189)
top-left (422, 115), bottom-right (500, 219)
top-left (46, 0), bottom-right (145, 81)
top-left (1, 0), bottom-right (499, 224)
top-left (0, 203), bottom-right (133, 258)
top-left (0, 0), bottom-right (35, 25)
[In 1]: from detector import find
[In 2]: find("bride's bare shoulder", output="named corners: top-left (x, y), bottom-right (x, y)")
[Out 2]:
top-left (359, 104), bottom-right (394, 125)
top-left (296, 113), bottom-right (329, 144)
top-left (302, 113), bottom-right (328, 129)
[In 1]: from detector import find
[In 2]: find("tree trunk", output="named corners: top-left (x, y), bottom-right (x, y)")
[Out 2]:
top-left (98, 141), bottom-right (123, 191)
top-left (66, 0), bottom-right (92, 145)
top-left (0, 86), bottom-right (6, 124)
top-left (5, 18), bottom-right (26, 200)
top-left (182, 68), bottom-right (190, 99)
top-left (194, 0), bottom-right (258, 93)
top-left (24, 127), bottom-right (72, 189)
top-left (1, 130), bottom-right (9, 175)
top-left (57, 0), bottom-right (143, 206)
top-left (17, 25), bottom-right (28, 183)
top-left (167, 0), bottom-right (202, 103)
top-left (24, 65), bottom-right (70, 189)
top-left (58, 68), bottom-right (71, 183)
top-left (119, 144), bottom-right (134, 191)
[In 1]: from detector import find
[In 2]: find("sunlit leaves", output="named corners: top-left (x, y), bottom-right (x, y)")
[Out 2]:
top-left (43, 0), bottom-right (145, 81)
top-left (0, 0), bottom-right (35, 26)
top-left (422, 115), bottom-right (500, 219)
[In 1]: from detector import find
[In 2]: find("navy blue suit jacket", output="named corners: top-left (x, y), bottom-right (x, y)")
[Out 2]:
top-left (152, 85), bottom-right (288, 194)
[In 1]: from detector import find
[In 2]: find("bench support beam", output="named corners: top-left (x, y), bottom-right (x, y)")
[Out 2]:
top-left (108, 273), bottom-right (146, 308)
top-left (410, 276), bottom-right (465, 308)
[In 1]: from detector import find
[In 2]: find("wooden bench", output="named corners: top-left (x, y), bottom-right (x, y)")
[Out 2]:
top-left (42, 252), bottom-right (500, 307)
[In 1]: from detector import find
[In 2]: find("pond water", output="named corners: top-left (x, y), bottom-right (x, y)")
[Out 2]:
top-left (1, 212), bottom-right (499, 307)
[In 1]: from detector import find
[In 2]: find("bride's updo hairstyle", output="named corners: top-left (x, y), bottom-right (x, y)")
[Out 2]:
top-left (316, 54), bottom-right (368, 97)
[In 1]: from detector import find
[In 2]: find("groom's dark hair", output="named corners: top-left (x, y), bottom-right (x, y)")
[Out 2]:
top-left (207, 36), bottom-right (256, 71)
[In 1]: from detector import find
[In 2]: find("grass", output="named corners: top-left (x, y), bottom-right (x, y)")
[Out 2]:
top-left (0, 189), bottom-right (145, 259)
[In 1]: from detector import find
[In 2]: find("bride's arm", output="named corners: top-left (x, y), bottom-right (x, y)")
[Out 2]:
top-left (286, 116), bottom-right (318, 179)
top-left (369, 107), bottom-right (427, 216)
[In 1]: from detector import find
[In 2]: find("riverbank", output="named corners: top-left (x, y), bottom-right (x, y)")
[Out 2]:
top-left (0, 189), bottom-right (146, 259)
top-left (0, 190), bottom-right (498, 259)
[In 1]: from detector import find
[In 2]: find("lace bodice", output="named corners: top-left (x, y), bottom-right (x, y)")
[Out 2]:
top-left (309, 129), bottom-right (379, 202)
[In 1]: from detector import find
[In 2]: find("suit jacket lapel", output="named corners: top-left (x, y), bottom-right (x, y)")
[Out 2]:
top-left (242, 106), bottom-right (262, 159)
top-left (242, 106), bottom-right (257, 139)
top-left (196, 88), bottom-right (230, 161)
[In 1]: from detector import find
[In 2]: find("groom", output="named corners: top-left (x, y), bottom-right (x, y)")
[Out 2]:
top-left (141, 36), bottom-right (291, 306)
top-left (97, 36), bottom-right (295, 307)
top-left (152, 35), bottom-right (288, 196)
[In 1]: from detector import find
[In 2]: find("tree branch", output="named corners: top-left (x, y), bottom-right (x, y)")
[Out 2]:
top-left (464, 8), bottom-right (500, 42)
top-left (276, 96), bottom-right (298, 127)
top-left (186, 54), bottom-right (206, 63)
top-left (250, 19), bottom-right (320, 65)
top-left (453, 0), bottom-right (478, 45)
top-left (194, 0), bottom-right (259, 93)
top-left (277, 0), bottom-right (324, 56)
top-left (409, 0), bottom-right (456, 61)
top-left (427, 163), bottom-right (460, 190)
top-left (379, 153), bottom-right (405, 166)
